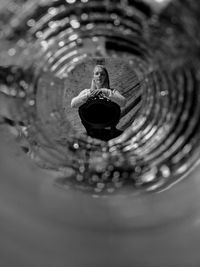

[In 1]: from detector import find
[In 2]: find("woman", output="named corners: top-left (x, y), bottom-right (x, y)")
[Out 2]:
top-left (71, 65), bottom-right (126, 140)
top-left (71, 65), bottom-right (126, 108)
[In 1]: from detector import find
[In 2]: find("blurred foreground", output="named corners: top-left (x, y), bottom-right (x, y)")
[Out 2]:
top-left (1, 126), bottom-right (200, 267)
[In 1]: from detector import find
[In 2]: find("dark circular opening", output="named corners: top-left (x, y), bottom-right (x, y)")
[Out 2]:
top-left (79, 99), bottom-right (121, 129)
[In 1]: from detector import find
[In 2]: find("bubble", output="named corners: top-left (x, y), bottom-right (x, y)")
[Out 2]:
top-left (86, 23), bottom-right (94, 30)
top-left (68, 33), bottom-right (78, 41)
top-left (160, 165), bottom-right (171, 178)
top-left (141, 168), bottom-right (157, 183)
top-left (27, 19), bottom-right (35, 27)
top-left (29, 100), bottom-right (35, 106)
top-left (70, 19), bottom-right (80, 29)
top-left (66, 0), bottom-right (76, 4)
top-left (8, 48), bottom-right (16, 56)
top-left (35, 31), bottom-right (43, 38)
top-left (59, 41), bottom-right (65, 47)
top-left (73, 143), bottom-right (79, 149)
top-left (48, 7), bottom-right (58, 15)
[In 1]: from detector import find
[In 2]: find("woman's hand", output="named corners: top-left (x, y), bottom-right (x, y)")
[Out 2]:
top-left (100, 88), bottom-right (111, 97)
top-left (88, 89), bottom-right (111, 101)
top-left (89, 89), bottom-right (102, 98)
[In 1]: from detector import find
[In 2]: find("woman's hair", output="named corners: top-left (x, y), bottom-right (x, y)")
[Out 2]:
top-left (90, 65), bottom-right (110, 89)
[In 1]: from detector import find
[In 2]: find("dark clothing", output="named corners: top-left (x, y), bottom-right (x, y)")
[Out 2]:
top-left (78, 97), bottom-right (122, 141)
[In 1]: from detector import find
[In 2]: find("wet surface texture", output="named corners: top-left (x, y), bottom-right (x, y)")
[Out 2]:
top-left (0, 0), bottom-right (200, 195)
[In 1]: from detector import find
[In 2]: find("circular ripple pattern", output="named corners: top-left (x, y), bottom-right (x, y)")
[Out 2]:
top-left (1, 0), bottom-right (200, 195)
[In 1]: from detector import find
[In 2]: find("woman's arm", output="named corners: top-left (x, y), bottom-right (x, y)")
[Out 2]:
top-left (71, 89), bottom-right (90, 108)
top-left (110, 90), bottom-right (126, 107)
top-left (100, 88), bottom-right (126, 107)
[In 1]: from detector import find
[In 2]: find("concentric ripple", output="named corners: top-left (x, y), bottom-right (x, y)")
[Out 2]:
top-left (1, 0), bottom-right (200, 195)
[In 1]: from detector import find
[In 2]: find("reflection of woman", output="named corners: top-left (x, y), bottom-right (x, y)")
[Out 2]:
top-left (71, 65), bottom-right (126, 140)
top-left (71, 65), bottom-right (126, 108)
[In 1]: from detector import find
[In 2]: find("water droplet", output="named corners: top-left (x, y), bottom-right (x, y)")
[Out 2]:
top-left (36, 31), bottom-right (43, 38)
top-left (73, 143), bottom-right (79, 149)
top-left (91, 175), bottom-right (99, 182)
top-left (94, 187), bottom-right (103, 193)
top-left (76, 174), bottom-right (84, 182)
top-left (27, 19), bottom-right (35, 27)
top-left (19, 91), bottom-right (26, 98)
top-left (59, 41), bottom-right (65, 47)
top-left (97, 183), bottom-right (105, 189)
top-left (66, 0), bottom-right (76, 4)
top-left (160, 165), bottom-right (171, 178)
top-left (29, 100), bottom-right (35, 106)
top-left (48, 21), bottom-right (57, 29)
top-left (8, 48), bottom-right (16, 56)
top-left (10, 88), bottom-right (17, 96)
top-left (69, 33), bottom-right (78, 41)
top-left (81, 13), bottom-right (88, 20)
top-left (17, 39), bottom-right (26, 48)
top-left (86, 23), bottom-right (94, 30)
top-left (70, 19), bottom-right (80, 29)
top-left (114, 19), bottom-right (120, 26)
top-left (107, 187), bottom-right (115, 193)
top-left (141, 168), bottom-right (157, 183)
top-left (160, 91), bottom-right (168, 96)
top-left (48, 7), bottom-right (58, 16)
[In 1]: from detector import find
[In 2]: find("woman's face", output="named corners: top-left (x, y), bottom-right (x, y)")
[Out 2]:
top-left (93, 66), bottom-right (106, 88)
